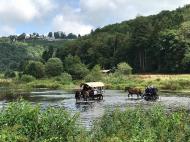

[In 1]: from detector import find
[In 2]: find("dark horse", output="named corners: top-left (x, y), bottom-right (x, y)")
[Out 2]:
top-left (75, 90), bottom-right (89, 101)
top-left (75, 90), bottom-right (81, 100)
top-left (125, 87), bottom-right (142, 98)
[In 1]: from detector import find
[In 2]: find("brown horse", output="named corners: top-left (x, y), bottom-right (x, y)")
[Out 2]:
top-left (125, 87), bottom-right (142, 98)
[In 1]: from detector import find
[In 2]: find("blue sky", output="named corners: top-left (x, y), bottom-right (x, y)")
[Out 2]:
top-left (0, 0), bottom-right (189, 36)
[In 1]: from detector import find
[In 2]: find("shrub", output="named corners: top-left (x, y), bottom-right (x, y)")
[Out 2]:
top-left (28, 80), bottom-right (61, 89)
top-left (116, 62), bottom-right (132, 75)
top-left (64, 55), bottom-right (89, 79)
top-left (91, 106), bottom-right (190, 142)
top-left (85, 65), bottom-right (103, 82)
top-left (0, 101), bottom-right (88, 141)
top-left (4, 70), bottom-right (16, 78)
top-left (20, 75), bottom-right (36, 82)
top-left (24, 61), bottom-right (45, 78)
top-left (45, 58), bottom-right (63, 77)
top-left (54, 72), bottom-right (72, 84)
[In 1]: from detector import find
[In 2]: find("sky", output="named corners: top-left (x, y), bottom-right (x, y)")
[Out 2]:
top-left (0, 0), bottom-right (190, 36)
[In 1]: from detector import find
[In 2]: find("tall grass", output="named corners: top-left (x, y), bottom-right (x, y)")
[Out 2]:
top-left (0, 101), bottom-right (190, 142)
top-left (91, 106), bottom-right (190, 142)
top-left (103, 73), bottom-right (190, 91)
top-left (0, 101), bottom-right (89, 142)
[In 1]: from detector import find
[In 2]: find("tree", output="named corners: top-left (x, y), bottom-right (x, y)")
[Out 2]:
top-left (48, 32), bottom-right (53, 38)
top-left (85, 65), bottom-right (103, 82)
top-left (157, 29), bottom-right (189, 73)
top-left (4, 70), bottom-right (16, 78)
top-left (45, 58), bottom-right (63, 77)
top-left (117, 62), bottom-right (132, 75)
top-left (42, 46), bottom-right (54, 62)
top-left (54, 32), bottom-right (60, 39)
top-left (9, 35), bottom-right (17, 43)
top-left (67, 33), bottom-right (77, 39)
top-left (24, 61), bottom-right (45, 78)
top-left (60, 32), bottom-right (66, 39)
top-left (64, 55), bottom-right (89, 79)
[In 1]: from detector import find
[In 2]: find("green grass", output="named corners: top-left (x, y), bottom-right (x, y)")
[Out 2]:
top-left (91, 106), bottom-right (190, 142)
top-left (0, 101), bottom-right (190, 142)
top-left (103, 74), bottom-right (190, 92)
top-left (0, 100), bottom-right (89, 142)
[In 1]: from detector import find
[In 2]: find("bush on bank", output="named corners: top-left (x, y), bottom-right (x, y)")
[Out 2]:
top-left (91, 106), bottom-right (190, 142)
top-left (0, 101), bottom-right (89, 142)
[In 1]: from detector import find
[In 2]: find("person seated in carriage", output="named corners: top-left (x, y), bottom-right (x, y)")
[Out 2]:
top-left (145, 85), bottom-right (157, 96)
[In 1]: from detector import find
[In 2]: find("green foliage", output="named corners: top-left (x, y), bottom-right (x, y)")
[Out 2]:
top-left (64, 55), bottom-right (89, 79)
top-left (27, 80), bottom-right (61, 89)
top-left (1, 101), bottom-right (190, 142)
top-left (24, 61), bottom-right (45, 78)
top-left (54, 72), bottom-right (72, 85)
top-left (54, 5), bottom-right (190, 73)
top-left (42, 46), bottom-right (54, 62)
top-left (0, 42), bottom-right (28, 71)
top-left (85, 65), bottom-right (103, 82)
top-left (20, 75), bottom-right (36, 83)
top-left (4, 70), bottom-right (16, 78)
top-left (0, 101), bottom-right (88, 142)
top-left (91, 106), bottom-right (190, 142)
top-left (45, 58), bottom-right (63, 77)
top-left (116, 62), bottom-right (132, 75)
top-left (0, 126), bottom-right (28, 142)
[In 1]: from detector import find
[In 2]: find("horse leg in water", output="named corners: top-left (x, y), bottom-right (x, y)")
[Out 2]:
top-left (75, 91), bottom-right (81, 100)
top-left (128, 93), bottom-right (131, 97)
top-left (128, 93), bottom-right (133, 98)
top-left (137, 94), bottom-right (139, 98)
top-left (83, 91), bottom-right (89, 101)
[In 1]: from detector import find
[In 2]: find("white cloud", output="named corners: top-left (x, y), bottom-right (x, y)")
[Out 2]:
top-left (0, 0), bottom-right (190, 36)
top-left (52, 6), bottom-right (94, 36)
top-left (0, 26), bottom-right (15, 36)
top-left (80, 0), bottom-right (190, 26)
top-left (0, 0), bottom-right (55, 25)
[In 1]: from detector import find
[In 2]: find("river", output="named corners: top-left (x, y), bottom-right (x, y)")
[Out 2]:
top-left (0, 90), bottom-right (190, 129)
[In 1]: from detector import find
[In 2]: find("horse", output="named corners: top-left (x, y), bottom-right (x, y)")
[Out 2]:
top-left (125, 87), bottom-right (142, 98)
top-left (75, 90), bottom-right (81, 100)
top-left (81, 90), bottom-right (89, 101)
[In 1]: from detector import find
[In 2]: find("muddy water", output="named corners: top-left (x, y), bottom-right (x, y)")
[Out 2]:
top-left (1, 90), bottom-right (190, 129)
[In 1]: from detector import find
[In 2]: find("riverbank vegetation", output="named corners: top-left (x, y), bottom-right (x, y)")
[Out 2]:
top-left (0, 100), bottom-right (189, 142)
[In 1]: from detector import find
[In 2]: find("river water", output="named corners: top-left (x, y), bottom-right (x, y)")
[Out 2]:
top-left (1, 90), bottom-right (190, 129)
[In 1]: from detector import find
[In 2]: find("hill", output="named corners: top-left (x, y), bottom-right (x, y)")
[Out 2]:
top-left (55, 4), bottom-right (190, 73)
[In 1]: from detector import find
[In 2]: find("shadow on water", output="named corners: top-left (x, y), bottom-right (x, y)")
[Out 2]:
top-left (1, 89), bottom-right (190, 128)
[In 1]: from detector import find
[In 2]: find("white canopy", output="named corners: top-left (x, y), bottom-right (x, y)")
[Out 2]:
top-left (85, 82), bottom-right (105, 88)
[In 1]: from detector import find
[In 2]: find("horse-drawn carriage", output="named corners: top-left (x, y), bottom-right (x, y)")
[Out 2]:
top-left (125, 86), bottom-right (159, 101)
top-left (143, 86), bottom-right (159, 101)
top-left (75, 82), bottom-right (105, 101)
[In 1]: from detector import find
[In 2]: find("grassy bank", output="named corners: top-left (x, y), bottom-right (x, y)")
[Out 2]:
top-left (0, 100), bottom-right (190, 142)
top-left (1, 74), bottom-right (190, 99)
top-left (103, 74), bottom-right (190, 92)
